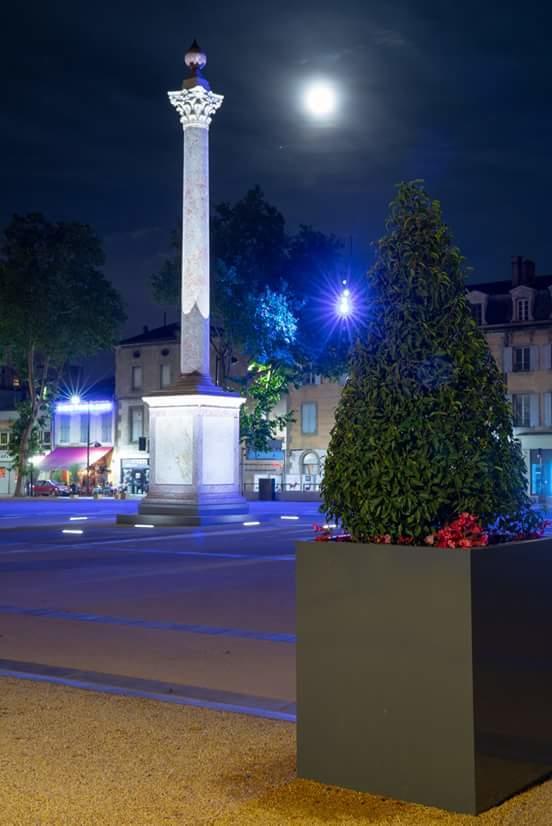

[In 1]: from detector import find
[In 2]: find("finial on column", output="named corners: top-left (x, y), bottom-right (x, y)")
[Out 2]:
top-left (185, 40), bottom-right (207, 76)
top-left (182, 40), bottom-right (210, 90)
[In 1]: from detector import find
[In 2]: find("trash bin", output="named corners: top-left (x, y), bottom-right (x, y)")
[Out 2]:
top-left (258, 478), bottom-right (276, 501)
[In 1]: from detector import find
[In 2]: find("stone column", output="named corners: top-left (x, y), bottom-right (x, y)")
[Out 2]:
top-left (117, 42), bottom-right (248, 526)
top-left (168, 42), bottom-right (223, 390)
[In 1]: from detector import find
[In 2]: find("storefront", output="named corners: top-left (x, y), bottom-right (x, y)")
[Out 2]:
top-left (39, 446), bottom-right (113, 490)
top-left (120, 458), bottom-right (149, 494)
top-left (0, 453), bottom-right (15, 496)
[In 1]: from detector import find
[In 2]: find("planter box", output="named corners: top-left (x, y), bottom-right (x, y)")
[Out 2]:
top-left (296, 538), bottom-right (552, 814)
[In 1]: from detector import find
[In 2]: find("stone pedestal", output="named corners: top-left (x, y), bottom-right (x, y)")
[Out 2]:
top-left (118, 390), bottom-right (248, 525)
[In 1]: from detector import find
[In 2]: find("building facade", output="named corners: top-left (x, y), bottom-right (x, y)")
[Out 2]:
top-left (281, 257), bottom-right (552, 500)
top-left (113, 324), bottom-right (247, 493)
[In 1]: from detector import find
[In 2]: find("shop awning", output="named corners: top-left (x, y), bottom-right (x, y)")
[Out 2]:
top-left (39, 446), bottom-right (113, 471)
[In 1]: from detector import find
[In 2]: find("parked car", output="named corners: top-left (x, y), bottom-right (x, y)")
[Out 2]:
top-left (33, 479), bottom-right (71, 497)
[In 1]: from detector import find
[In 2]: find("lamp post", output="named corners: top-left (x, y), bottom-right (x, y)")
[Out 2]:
top-left (86, 400), bottom-right (91, 495)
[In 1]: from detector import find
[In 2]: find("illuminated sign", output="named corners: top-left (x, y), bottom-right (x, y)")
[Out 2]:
top-left (56, 401), bottom-right (113, 414)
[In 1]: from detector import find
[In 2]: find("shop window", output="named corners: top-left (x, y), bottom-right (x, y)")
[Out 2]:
top-left (530, 449), bottom-right (552, 497)
top-left (80, 414), bottom-right (88, 443)
top-left (41, 430), bottom-right (51, 446)
top-left (513, 347), bottom-right (531, 372)
top-left (302, 451), bottom-right (320, 476)
top-left (101, 413), bottom-right (112, 443)
top-left (132, 366), bottom-right (143, 390)
top-left (129, 406), bottom-right (144, 443)
top-left (58, 415), bottom-right (70, 443)
top-left (301, 402), bottom-right (318, 434)
top-left (160, 363), bottom-right (171, 388)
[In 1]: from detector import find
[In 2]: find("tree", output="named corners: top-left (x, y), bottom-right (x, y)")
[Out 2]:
top-left (213, 186), bottom-right (287, 290)
top-left (239, 363), bottom-right (295, 453)
top-left (0, 213), bottom-right (126, 496)
top-left (286, 224), bottom-right (343, 295)
top-left (322, 181), bottom-right (530, 542)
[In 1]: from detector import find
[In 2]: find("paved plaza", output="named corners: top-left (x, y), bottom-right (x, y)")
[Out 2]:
top-left (0, 497), bottom-right (319, 717)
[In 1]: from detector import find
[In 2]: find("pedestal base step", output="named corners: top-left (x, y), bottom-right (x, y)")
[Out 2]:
top-left (117, 497), bottom-right (249, 527)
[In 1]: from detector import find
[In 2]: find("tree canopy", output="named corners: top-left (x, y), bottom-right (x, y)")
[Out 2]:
top-left (0, 213), bottom-right (126, 494)
top-left (321, 181), bottom-right (530, 542)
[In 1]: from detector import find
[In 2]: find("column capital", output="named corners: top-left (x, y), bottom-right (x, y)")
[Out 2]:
top-left (168, 87), bottom-right (223, 129)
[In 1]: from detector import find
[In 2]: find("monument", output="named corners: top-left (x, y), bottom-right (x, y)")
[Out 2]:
top-left (119, 41), bottom-right (249, 525)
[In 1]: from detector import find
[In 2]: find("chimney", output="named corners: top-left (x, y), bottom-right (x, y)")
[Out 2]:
top-left (512, 256), bottom-right (523, 287)
top-left (522, 259), bottom-right (536, 284)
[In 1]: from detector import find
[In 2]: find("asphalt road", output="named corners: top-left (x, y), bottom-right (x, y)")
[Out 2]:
top-left (0, 498), bottom-right (321, 718)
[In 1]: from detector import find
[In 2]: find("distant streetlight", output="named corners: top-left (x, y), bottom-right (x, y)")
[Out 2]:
top-left (303, 81), bottom-right (338, 118)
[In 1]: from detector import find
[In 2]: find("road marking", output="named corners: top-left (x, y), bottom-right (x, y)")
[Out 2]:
top-left (0, 603), bottom-right (296, 643)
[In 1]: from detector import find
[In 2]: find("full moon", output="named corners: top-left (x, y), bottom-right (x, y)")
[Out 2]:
top-left (304, 81), bottom-right (337, 117)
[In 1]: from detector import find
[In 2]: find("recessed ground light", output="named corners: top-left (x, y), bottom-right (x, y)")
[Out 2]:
top-left (62, 529), bottom-right (83, 535)
top-left (243, 521), bottom-right (261, 527)
top-left (69, 516), bottom-right (88, 521)
top-left (280, 515), bottom-right (299, 520)
top-left (134, 524), bottom-right (155, 528)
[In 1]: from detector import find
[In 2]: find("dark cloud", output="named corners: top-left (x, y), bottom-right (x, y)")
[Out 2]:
top-left (2, 0), bottom-right (552, 340)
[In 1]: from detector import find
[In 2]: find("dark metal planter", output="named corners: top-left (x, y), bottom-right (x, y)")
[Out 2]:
top-left (296, 538), bottom-right (552, 814)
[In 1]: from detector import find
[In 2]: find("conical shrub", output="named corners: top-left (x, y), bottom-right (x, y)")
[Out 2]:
top-left (321, 181), bottom-right (529, 542)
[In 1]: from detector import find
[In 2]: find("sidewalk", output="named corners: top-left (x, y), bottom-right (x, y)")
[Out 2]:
top-left (1, 678), bottom-right (551, 825)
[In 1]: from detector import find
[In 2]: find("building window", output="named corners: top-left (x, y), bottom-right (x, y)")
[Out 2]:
top-left (301, 402), bottom-right (318, 434)
top-left (513, 347), bottom-right (531, 373)
top-left (129, 406), bottom-right (144, 443)
top-left (471, 303), bottom-right (483, 325)
top-left (101, 413), bottom-right (112, 443)
top-left (512, 394), bottom-right (531, 427)
top-left (41, 430), bottom-right (51, 446)
top-left (131, 366), bottom-right (143, 390)
top-left (515, 298), bottom-right (530, 321)
top-left (0, 431), bottom-right (9, 447)
top-left (59, 415), bottom-right (70, 443)
top-left (80, 414), bottom-right (88, 443)
top-left (160, 363), bottom-right (171, 388)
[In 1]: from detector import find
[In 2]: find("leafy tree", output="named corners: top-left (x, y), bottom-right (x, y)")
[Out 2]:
top-left (0, 213), bottom-right (126, 496)
top-left (239, 363), bottom-right (295, 453)
top-left (322, 181), bottom-right (530, 542)
top-left (286, 224), bottom-right (343, 295)
top-left (213, 186), bottom-right (287, 290)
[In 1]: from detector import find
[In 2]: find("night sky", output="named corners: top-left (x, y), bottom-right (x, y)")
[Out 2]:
top-left (3, 0), bottom-right (552, 341)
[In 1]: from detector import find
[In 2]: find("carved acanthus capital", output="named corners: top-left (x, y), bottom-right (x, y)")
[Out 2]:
top-left (168, 87), bottom-right (223, 129)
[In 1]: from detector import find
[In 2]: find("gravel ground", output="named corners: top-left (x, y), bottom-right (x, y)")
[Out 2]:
top-left (1, 678), bottom-right (551, 826)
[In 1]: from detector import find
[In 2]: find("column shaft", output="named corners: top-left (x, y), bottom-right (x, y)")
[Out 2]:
top-left (181, 125), bottom-right (210, 377)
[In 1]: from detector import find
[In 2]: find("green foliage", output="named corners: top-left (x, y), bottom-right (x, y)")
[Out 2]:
top-left (239, 363), bottom-right (295, 453)
top-left (0, 213), bottom-right (126, 494)
top-left (322, 181), bottom-right (530, 542)
top-left (7, 401), bottom-right (46, 470)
